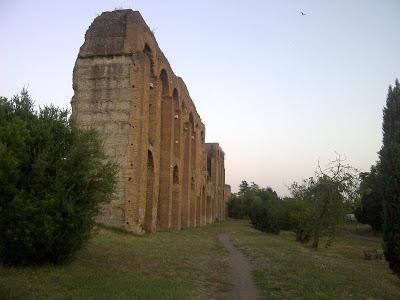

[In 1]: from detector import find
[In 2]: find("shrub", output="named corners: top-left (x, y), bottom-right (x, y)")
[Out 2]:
top-left (227, 194), bottom-right (248, 219)
top-left (247, 187), bottom-right (281, 234)
top-left (227, 181), bottom-right (260, 219)
top-left (248, 196), bottom-right (281, 234)
top-left (0, 90), bottom-right (117, 265)
top-left (280, 198), bottom-right (311, 230)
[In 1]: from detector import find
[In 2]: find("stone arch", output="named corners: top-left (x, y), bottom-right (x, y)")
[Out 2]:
top-left (173, 165), bottom-right (179, 184)
top-left (201, 185), bottom-right (206, 225)
top-left (160, 69), bottom-right (169, 97)
top-left (181, 119), bottom-right (191, 228)
top-left (173, 88), bottom-right (181, 159)
top-left (189, 112), bottom-right (194, 131)
top-left (190, 130), bottom-right (197, 226)
top-left (171, 163), bottom-right (181, 229)
top-left (143, 43), bottom-right (154, 73)
top-left (191, 175), bottom-right (196, 226)
top-left (145, 150), bottom-right (155, 232)
top-left (158, 68), bottom-right (173, 230)
top-left (173, 88), bottom-right (179, 109)
top-left (207, 151), bottom-right (212, 182)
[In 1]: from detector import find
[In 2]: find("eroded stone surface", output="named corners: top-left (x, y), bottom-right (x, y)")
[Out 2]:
top-left (71, 9), bottom-right (230, 233)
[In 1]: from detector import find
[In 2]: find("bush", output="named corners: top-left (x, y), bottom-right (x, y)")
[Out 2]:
top-left (227, 181), bottom-right (283, 233)
top-left (227, 194), bottom-right (248, 219)
top-left (0, 90), bottom-right (117, 265)
top-left (227, 181), bottom-right (259, 219)
top-left (248, 195), bottom-right (281, 234)
top-left (280, 198), bottom-right (311, 230)
top-left (228, 181), bottom-right (315, 237)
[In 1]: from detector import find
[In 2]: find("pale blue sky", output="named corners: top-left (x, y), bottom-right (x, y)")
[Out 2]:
top-left (1, 1), bottom-right (399, 195)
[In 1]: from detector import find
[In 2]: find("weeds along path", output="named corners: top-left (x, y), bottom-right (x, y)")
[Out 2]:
top-left (218, 233), bottom-right (261, 300)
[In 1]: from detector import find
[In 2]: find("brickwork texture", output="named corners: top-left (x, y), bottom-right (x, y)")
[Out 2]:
top-left (71, 9), bottom-right (230, 233)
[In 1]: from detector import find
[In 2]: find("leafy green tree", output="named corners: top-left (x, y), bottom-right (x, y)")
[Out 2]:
top-left (248, 187), bottom-right (281, 234)
top-left (280, 198), bottom-right (312, 232)
top-left (288, 155), bottom-right (359, 249)
top-left (228, 181), bottom-right (263, 219)
top-left (379, 79), bottom-right (400, 276)
top-left (354, 164), bottom-right (383, 231)
top-left (0, 90), bottom-right (117, 265)
top-left (227, 194), bottom-right (248, 219)
top-left (238, 180), bottom-right (250, 196)
top-left (227, 181), bottom-right (282, 234)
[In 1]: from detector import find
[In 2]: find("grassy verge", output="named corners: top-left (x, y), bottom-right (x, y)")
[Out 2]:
top-left (228, 220), bottom-right (400, 299)
top-left (0, 222), bottom-right (231, 300)
top-left (1, 220), bottom-right (399, 299)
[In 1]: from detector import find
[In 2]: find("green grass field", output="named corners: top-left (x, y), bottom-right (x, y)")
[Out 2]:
top-left (1, 220), bottom-right (399, 299)
top-left (229, 221), bottom-right (400, 299)
top-left (0, 223), bottom-right (231, 300)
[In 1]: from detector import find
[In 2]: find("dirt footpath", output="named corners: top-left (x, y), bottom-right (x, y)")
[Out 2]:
top-left (218, 233), bottom-right (261, 300)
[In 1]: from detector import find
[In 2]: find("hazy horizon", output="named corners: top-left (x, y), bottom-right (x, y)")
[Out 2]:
top-left (1, 0), bottom-right (400, 196)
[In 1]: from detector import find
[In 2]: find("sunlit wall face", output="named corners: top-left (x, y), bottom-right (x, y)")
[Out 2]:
top-left (1, 0), bottom-right (399, 195)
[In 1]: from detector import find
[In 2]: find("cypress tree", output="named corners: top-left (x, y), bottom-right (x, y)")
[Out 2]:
top-left (380, 79), bottom-right (400, 276)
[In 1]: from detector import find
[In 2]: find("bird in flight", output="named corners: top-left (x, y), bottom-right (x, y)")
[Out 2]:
top-left (301, 11), bottom-right (307, 16)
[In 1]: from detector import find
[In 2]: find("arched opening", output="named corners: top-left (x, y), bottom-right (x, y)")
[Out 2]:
top-left (186, 114), bottom-right (196, 227)
top-left (173, 165), bottom-right (179, 184)
top-left (191, 176), bottom-right (196, 226)
top-left (181, 120), bottom-right (191, 228)
top-left (171, 165), bottom-right (181, 229)
top-left (189, 112), bottom-right (194, 131)
top-left (143, 43), bottom-right (154, 72)
top-left (160, 69), bottom-right (169, 96)
top-left (207, 196), bottom-right (212, 224)
top-left (145, 150), bottom-right (155, 232)
top-left (207, 154), bottom-right (212, 182)
top-left (190, 130), bottom-right (197, 226)
top-left (173, 89), bottom-right (181, 159)
top-left (202, 186), bottom-right (206, 225)
top-left (173, 89), bottom-right (179, 108)
top-left (158, 69), bottom-right (173, 230)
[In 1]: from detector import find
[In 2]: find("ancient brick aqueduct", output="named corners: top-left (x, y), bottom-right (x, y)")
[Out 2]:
top-left (71, 9), bottom-right (230, 233)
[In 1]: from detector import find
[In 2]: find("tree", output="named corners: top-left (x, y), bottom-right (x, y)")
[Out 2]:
top-left (354, 164), bottom-right (383, 232)
top-left (0, 90), bottom-right (117, 265)
top-left (228, 181), bottom-right (263, 219)
top-left (227, 194), bottom-right (247, 219)
top-left (227, 181), bottom-right (282, 234)
top-left (238, 180), bottom-right (250, 196)
top-left (288, 154), bottom-right (359, 249)
top-left (280, 197), bottom-right (313, 241)
top-left (248, 186), bottom-right (281, 234)
top-left (379, 79), bottom-right (400, 276)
